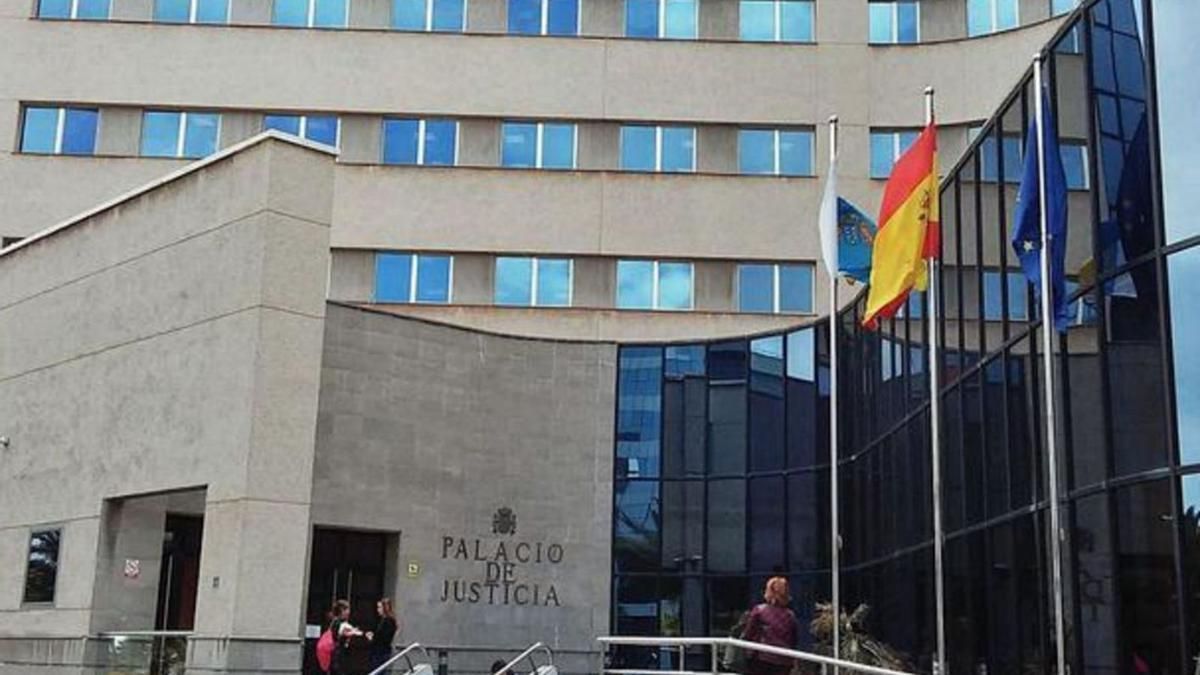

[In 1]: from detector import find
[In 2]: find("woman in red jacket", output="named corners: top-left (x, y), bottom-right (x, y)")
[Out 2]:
top-left (743, 577), bottom-right (799, 675)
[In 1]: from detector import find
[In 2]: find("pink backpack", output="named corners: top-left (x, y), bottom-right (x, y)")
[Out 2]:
top-left (316, 628), bottom-right (336, 673)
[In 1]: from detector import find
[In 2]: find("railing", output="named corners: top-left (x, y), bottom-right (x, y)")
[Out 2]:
top-left (368, 642), bottom-right (433, 675)
top-left (97, 631), bottom-right (192, 675)
top-left (493, 642), bottom-right (556, 675)
top-left (597, 636), bottom-right (916, 675)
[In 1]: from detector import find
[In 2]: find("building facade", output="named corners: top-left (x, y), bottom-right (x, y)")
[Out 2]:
top-left (3, 0), bottom-right (1197, 674)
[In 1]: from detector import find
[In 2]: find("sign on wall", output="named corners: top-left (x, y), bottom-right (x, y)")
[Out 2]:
top-left (438, 508), bottom-right (564, 607)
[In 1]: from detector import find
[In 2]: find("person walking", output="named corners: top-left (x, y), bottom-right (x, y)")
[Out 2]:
top-left (329, 599), bottom-right (365, 675)
top-left (742, 577), bottom-right (799, 675)
top-left (368, 598), bottom-right (400, 671)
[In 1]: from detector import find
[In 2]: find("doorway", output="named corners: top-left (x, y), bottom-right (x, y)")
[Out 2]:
top-left (304, 528), bottom-right (391, 675)
top-left (154, 514), bottom-right (204, 631)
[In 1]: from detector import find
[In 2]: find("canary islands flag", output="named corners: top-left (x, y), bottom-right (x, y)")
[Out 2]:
top-left (862, 122), bottom-right (940, 328)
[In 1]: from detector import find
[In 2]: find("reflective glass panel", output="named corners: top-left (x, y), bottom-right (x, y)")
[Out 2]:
top-left (423, 120), bottom-right (457, 165)
top-left (22, 530), bottom-right (60, 604)
top-left (620, 126), bottom-right (657, 171)
top-left (183, 113), bottom-right (220, 158)
top-left (495, 257), bottom-right (533, 306)
top-left (739, 130), bottom-right (775, 175)
top-left (501, 122), bottom-right (537, 168)
top-left (382, 119), bottom-right (420, 164)
top-left (614, 481), bottom-right (660, 571)
top-left (537, 258), bottom-right (572, 306)
top-left (264, 114), bottom-right (302, 137)
top-left (870, 132), bottom-right (896, 179)
top-left (415, 255), bottom-right (452, 303)
top-left (60, 109), bottom-right (98, 156)
top-left (868, 3), bottom-right (893, 44)
top-left (739, 1), bottom-right (775, 41)
top-left (779, 1), bottom-right (812, 41)
top-left (779, 264), bottom-right (813, 313)
top-left (1182, 474), bottom-right (1200, 661)
top-left (1153, 0), bottom-right (1200, 242)
top-left (1052, 0), bottom-right (1077, 14)
top-left (196, 0), bottom-right (228, 22)
top-left (617, 260), bottom-right (655, 309)
top-left (375, 253), bottom-right (413, 302)
top-left (546, 0), bottom-right (579, 34)
top-left (273, 0), bottom-right (308, 25)
top-left (616, 346), bottom-right (663, 477)
top-left (508, 0), bottom-right (541, 34)
top-left (541, 123), bottom-right (575, 169)
top-left (141, 111), bottom-right (182, 158)
top-left (38, 0), bottom-right (72, 18)
top-left (661, 127), bottom-right (695, 172)
top-left (432, 0), bottom-right (464, 31)
top-left (896, 1), bottom-right (918, 42)
top-left (313, 0), bottom-right (347, 26)
top-left (625, 0), bottom-right (658, 37)
top-left (304, 116), bottom-right (339, 147)
top-left (966, 0), bottom-right (989, 36)
top-left (738, 264), bottom-right (774, 313)
top-left (1061, 144), bottom-right (1088, 190)
top-left (996, 0), bottom-right (1017, 30)
top-left (779, 130), bottom-right (812, 176)
top-left (21, 108), bottom-right (59, 154)
top-left (393, 0), bottom-right (426, 28)
top-left (155, 0), bottom-right (191, 22)
top-left (983, 271), bottom-right (1027, 320)
top-left (76, 0), bottom-right (110, 19)
top-left (1171, 247), bottom-right (1200, 466)
top-left (663, 0), bottom-right (696, 38)
top-left (707, 479), bottom-right (747, 571)
top-left (658, 262), bottom-right (693, 310)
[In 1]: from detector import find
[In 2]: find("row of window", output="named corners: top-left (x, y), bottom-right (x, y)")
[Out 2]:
top-left (36, 0), bottom-right (1081, 41)
top-left (373, 252), bottom-right (817, 314)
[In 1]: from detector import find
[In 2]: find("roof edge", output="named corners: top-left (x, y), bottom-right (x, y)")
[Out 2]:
top-left (0, 131), bottom-right (338, 260)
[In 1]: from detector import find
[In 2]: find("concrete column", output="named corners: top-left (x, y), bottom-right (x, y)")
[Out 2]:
top-left (921, 0), bottom-right (967, 42)
top-left (697, 125), bottom-right (736, 173)
top-left (218, 112), bottom-right (263, 149)
top-left (339, 114), bottom-right (383, 164)
top-left (581, 0), bottom-right (622, 36)
top-left (698, 0), bottom-right (737, 40)
top-left (452, 252), bottom-right (492, 304)
top-left (693, 259), bottom-right (733, 311)
top-left (468, 0), bottom-right (506, 32)
top-left (231, 0), bottom-right (273, 24)
top-left (329, 249), bottom-right (376, 302)
top-left (577, 122), bottom-right (618, 171)
top-left (458, 119), bottom-right (500, 167)
top-left (350, 0), bottom-right (391, 28)
top-left (89, 496), bottom-right (169, 633)
top-left (572, 256), bottom-right (613, 308)
top-left (97, 107), bottom-right (143, 157)
top-left (111, 0), bottom-right (153, 21)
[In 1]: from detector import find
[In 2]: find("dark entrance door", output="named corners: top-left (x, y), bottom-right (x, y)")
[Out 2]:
top-left (154, 514), bottom-right (204, 630)
top-left (304, 529), bottom-right (389, 675)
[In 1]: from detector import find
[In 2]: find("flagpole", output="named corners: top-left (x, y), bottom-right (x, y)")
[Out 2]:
top-left (1033, 53), bottom-right (1069, 675)
top-left (827, 113), bottom-right (841, 674)
top-left (923, 85), bottom-right (947, 675)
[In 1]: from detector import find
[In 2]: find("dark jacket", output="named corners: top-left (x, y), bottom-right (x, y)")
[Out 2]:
top-left (744, 603), bottom-right (798, 666)
top-left (371, 617), bottom-right (398, 653)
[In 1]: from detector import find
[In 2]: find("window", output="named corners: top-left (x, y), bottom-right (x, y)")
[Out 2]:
top-left (393, 0), bottom-right (466, 31)
top-left (154, 0), bottom-right (228, 22)
top-left (967, 0), bottom-right (1017, 36)
top-left (738, 129), bottom-right (814, 176)
top-left (273, 0), bottom-right (348, 27)
top-left (382, 119), bottom-right (458, 166)
top-left (23, 530), bottom-right (61, 605)
top-left (508, 0), bottom-right (579, 35)
top-left (869, 129), bottom-right (919, 179)
top-left (37, 0), bottom-right (109, 19)
top-left (1061, 142), bottom-right (1089, 190)
top-left (140, 111), bottom-right (221, 159)
top-left (739, 0), bottom-right (813, 42)
top-left (971, 127), bottom-right (1022, 183)
top-left (616, 260), bottom-right (693, 310)
top-left (21, 107), bottom-right (99, 156)
top-left (737, 263), bottom-right (814, 313)
top-left (983, 270), bottom-right (1028, 320)
top-left (868, 1), bottom-right (918, 44)
top-left (494, 257), bottom-right (573, 306)
top-left (620, 126), bottom-right (696, 172)
top-left (374, 252), bottom-right (453, 303)
top-left (501, 122), bottom-right (576, 169)
top-left (625, 0), bottom-right (697, 39)
top-left (1050, 0), bottom-right (1078, 16)
top-left (263, 114), bottom-right (340, 148)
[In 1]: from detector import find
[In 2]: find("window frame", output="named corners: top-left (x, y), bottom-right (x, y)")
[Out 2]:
top-left (868, 0), bottom-right (919, 44)
top-left (501, 121), bottom-right (578, 169)
top-left (374, 252), bottom-right (455, 304)
top-left (738, 0), bottom-right (814, 43)
top-left (736, 262), bottom-right (814, 314)
top-left (38, 0), bottom-right (110, 19)
top-left (393, 0), bottom-right (468, 31)
top-left (737, 128), bottom-right (814, 176)
top-left (620, 125), bottom-right (697, 173)
top-left (494, 256), bottom-right (575, 307)
top-left (626, 0), bottom-right (698, 39)
top-left (382, 118), bottom-right (460, 166)
top-left (153, 0), bottom-right (230, 22)
top-left (21, 106), bottom-right (100, 156)
top-left (21, 527), bottom-right (63, 607)
top-left (616, 259), bottom-right (695, 311)
top-left (264, 114), bottom-right (342, 149)
top-left (968, 0), bottom-right (1018, 36)
top-left (508, 0), bottom-right (581, 35)
top-left (273, 0), bottom-right (351, 27)
top-left (141, 110), bottom-right (222, 159)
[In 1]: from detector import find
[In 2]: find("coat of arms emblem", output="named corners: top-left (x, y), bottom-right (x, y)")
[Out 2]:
top-left (492, 507), bottom-right (517, 536)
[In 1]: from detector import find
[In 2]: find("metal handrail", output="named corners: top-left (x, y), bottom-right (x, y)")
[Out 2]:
top-left (494, 642), bottom-right (555, 675)
top-left (597, 636), bottom-right (917, 675)
top-left (367, 642), bottom-right (432, 675)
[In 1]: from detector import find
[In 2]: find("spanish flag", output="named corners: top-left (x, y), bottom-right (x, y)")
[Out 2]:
top-left (862, 123), bottom-right (940, 329)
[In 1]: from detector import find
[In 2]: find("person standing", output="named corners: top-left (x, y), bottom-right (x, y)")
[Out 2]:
top-left (742, 578), bottom-right (799, 675)
top-left (368, 598), bottom-right (400, 671)
top-left (329, 600), bottom-right (364, 675)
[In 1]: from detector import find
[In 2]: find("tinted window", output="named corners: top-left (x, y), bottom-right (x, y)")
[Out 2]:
top-left (155, 0), bottom-right (192, 21)
top-left (196, 0), bottom-right (228, 22)
top-left (76, 0), bottom-right (110, 19)
top-left (663, 0), bottom-right (696, 38)
top-left (546, 0), bottom-right (579, 34)
top-left (495, 257), bottom-right (534, 305)
top-left (620, 126), bottom-right (656, 171)
top-left (415, 255), bottom-right (452, 302)
top-left (313, 0), bottom-right (348, 26)
top-left (423, 120), bottom-right (457, 165)
top-left (38, 0), bottom-right (72, 18)
top-left (183, 113), bottom-right (220, 158)
top-left (508, 0), bottom-right (541, 33)
top-left (896, 1), bottom-right (918, 42)
top-left (661, 127), bottom-right (695, 172)
top-left (141, 111), bottom-right (182, 158)
top-left (375, 253), bottom-right (413, 302)
top-left (1152, 0), bottom-right (1200, 242)
top-left (739, 130), bottom-right (775, 174)
top-left (542, 123), bottom-right (575, 169)
top-left (383, 119), bottom-right (420, 164)
top-left (537, 258), bottom-right (572, 306)
top-left (21, 108), bottom-right (60, 154)
top-left (432, 0), bottom-right (465, 30)
top-left (740, 0), bottom-right (774, 41)
top-left (305, 115), bottom-right (339, 147)
top-left (658, 262), bottom-right (693, 310)
top-left (61, 109), bottom-right (99, 156)
top-left (625, 0), bottom-right (658, 36)
top-left (868, 2), bottom-right (893, 43)
top-left (779, 1), bottom-right (812, 41)
top-left (779, 264), bottom-right (812, 312)
top-left (394, 0), bottom-right (426, 28)
top-left (1171, 247), bottom-right (1200, 466)
top-left (23, 530), bottom-right (61, 604)
top-left (779, 131), bottom-right (812, 176)
top-left (617, 261), bottom-right (655, 309)
top-left (738, 264), bottom-right (775, 313)
top-left (502, 123), bottom-right (537, 167)
top-left (264, 114), bottom-right (303, 137)
top-left (273, 0), bottom-right (308, 25)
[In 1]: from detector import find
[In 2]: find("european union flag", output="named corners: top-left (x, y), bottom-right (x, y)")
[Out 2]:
top-left (1012, 93), bottom-right (1070, 333)
top-left (837, 198), bottom-right (876, 284)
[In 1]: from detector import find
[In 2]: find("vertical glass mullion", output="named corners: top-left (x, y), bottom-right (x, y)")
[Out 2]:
top-left (535, 123), bottom-right (544, 169)
top-left (531, 257), bottom-right (540, 306)
top-left (652, 261), bottom-right (661, 309)
top-left (189, 0), bottom-right (197, 22)
top-left (658, 0), bottom-right (665, 37)
top-left (408, 254), bottom-right (419, 303)
top-left (176, 112), bottom-right (187, 158)
top-left (417, 119), bottom-right (427, 165)
top-left (54, 108), bottom-right (66, 155)
top-left (995, 119), bottom-right (1010, 339)
top-left (773, 264), bottom-right (781, 314)
top-left (307, 0), bottom-right (316, 26)
top-left (774, 0), bottom-right (781, 41)
top-left (70, 0), bottom-right (78, 19)
top-left (426, 0), bottom-right (434, 29)
top-left (892, 3), bottom-right (899, 43)
top-left (298, 116), bottom-right (308, 142)
top-left (541, 0), bottom-right (548, 33)
top-left (655, 126), bottom-right (663, 172)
